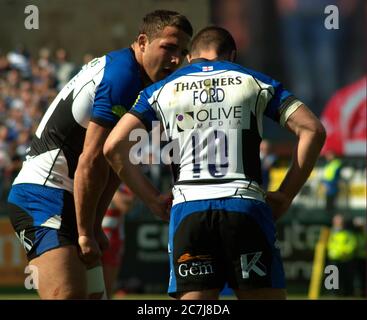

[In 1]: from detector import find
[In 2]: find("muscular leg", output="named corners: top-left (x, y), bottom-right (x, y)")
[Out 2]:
top-left (29, 245), bottom-right (87, 299)
top-left (176, 289), bottom-right (221, 300)
top-left (234, 288), bottom-right (287, 300)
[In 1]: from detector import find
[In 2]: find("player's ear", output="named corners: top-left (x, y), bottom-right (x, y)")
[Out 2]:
top-left (137, 34), bottom-right (148, 53)
top-left (186, 53), bottom-right (192, 63)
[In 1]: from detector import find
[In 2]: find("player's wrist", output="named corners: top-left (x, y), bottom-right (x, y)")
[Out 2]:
top-left (79, 234), bottom-right (94, 238)
top-left (275, 188), bottom-right (294, 202)
top-left (77, 224), bottom-right (95, 237)
top-left (78, 233), bottom-right (95, 240)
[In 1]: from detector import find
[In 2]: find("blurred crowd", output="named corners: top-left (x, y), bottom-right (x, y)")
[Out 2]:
top-left (0, 46), bottom-right (94, 203)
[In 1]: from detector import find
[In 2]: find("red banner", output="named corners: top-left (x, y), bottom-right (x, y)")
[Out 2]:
top-left (321, 76), bottom-right (366, 156)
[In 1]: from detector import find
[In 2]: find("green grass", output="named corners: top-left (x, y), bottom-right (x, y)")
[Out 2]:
top-left (0, 293), bottom-right (364, 300)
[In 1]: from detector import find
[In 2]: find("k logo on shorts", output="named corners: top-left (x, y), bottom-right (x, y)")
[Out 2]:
top-left (240, 252), bottom-right (267, 279)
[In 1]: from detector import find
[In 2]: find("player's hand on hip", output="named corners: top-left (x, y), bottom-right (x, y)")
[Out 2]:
top-left (266, 191), bottom-right (292, 221)
top-left (78, 235), bottom-right (102, 266)
top-left (149, 193), bottom-right (172, 222)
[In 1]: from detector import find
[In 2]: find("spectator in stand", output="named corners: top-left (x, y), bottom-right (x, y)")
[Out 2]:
top-left (0, 124), bottom-right (11, 200)
top-left (321, 150), bottom-right (343, 217)
top-left (55, 48), bottom-right (76, 91)
top-left (327, 214), bottom-right (357, 296)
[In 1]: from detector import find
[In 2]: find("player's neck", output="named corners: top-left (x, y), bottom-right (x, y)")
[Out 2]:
top-left (189, 50), bottom-right (219, 62)
top-left (189, 50), bottom-right (236, 63)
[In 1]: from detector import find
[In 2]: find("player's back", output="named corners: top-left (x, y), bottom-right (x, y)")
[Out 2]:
top-left (132, 60), bottom-right (298, 205)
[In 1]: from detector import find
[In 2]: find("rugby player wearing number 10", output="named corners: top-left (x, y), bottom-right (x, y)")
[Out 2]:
top-left (104, 26), bottom-right (326, 299)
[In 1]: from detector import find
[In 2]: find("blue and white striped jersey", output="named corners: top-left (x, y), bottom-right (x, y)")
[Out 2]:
top-left (130, 59), bottom-right (303, 204)
top-left (13, 48), bottom-right (143, 192)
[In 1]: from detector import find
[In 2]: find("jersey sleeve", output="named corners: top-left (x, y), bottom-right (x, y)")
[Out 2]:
top-left (90, 78), bottom-right (121, 128)
top-left (91, 58), bottom-right (133, 128)
top-left (257, 74), bottom-right (303, 126)
top-left (128, 89), bottom-right (159, 131)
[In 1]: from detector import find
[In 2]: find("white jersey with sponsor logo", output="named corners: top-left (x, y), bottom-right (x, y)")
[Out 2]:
top-left (130, 59), bottom-right (302, 205)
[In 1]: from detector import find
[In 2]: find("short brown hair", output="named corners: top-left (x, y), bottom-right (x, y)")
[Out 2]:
top-left (138, 10), bottom-right (193, 40)
top-left (190, 26), bottom-right (237, 58)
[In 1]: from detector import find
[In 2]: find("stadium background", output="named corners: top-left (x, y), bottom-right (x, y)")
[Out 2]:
top-left (0, 0), bottom-right (365, 299)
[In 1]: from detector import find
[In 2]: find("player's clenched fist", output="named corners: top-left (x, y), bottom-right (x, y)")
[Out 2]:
top-left (78, 235), bottom-right (102, 266)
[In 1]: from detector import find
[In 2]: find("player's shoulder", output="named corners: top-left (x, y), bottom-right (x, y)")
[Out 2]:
top-left (102, 48), bottom-right (140, 84)
top-left (206, 60), bottom-right (282, 88)
top-left (105, 47), bottom-right (136, 68)
top-left (225, 62), bottom-right (280, 87)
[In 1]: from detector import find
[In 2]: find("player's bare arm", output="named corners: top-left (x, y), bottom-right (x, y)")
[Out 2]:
top-left (93, 168), bottom-right (121, 251)
top-left (104, 113), bottom-right (170, 221)
top-left (74, 121), bottom-right (113, 265)
top-left (267, 104), bottom-right (326, 220)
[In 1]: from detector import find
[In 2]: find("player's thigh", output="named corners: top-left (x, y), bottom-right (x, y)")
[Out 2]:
top-left (30, 245), bottom-right (87, 299)
top-left (234, 288), bottom-right (287, 300)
